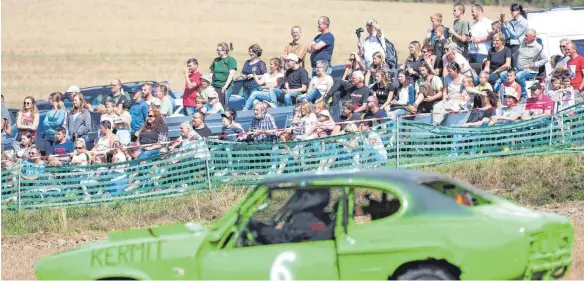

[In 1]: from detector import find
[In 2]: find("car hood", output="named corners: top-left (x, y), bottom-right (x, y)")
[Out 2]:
top-left (35, 222), bottom-right (209, 280)
top-left (105, 221), bottom-right (208, 242)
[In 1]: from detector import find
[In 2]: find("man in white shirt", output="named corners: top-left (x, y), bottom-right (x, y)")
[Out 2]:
top-left (442, 42), bottom-right (476, 80)
top-left (468, 4), bottom-right (493, 64)
top-left (357, 19), bottom-right (385, 69)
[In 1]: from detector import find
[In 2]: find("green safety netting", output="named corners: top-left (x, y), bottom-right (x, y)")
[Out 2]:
top-left (2, 102), bottom-right (583, 210)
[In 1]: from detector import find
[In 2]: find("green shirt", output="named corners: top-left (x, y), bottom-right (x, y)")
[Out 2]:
top-left (209, 56), bottom-right (237, 88)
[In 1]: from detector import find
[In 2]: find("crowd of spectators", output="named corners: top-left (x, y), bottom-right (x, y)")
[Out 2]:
top-left (1, 3), bottom-right (583, 184)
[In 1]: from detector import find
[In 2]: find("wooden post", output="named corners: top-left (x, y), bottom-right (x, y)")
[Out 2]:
top-left (59, 208), bottom-right (68, 231)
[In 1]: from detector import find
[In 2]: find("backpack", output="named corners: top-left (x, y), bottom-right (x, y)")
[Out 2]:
top-left (375, 35), bottom-right (399, 70)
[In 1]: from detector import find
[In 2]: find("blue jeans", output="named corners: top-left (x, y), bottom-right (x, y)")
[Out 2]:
top-left (182, 106), bottom-right (197, 116)
top-left (296, 88), bottom-right (322, 104)
top-left (488, 72), bottom-right (505, 92)
top-left (226, 86), bottom-right (261, 108)
top-left (138, 149), bottom-right (160, 159)
top-left (284, 91), bottom-right (302, 106)
top-left (244, 89), bottom-right (277, 110)
top-left (469, 53), bottom-right (487, 64)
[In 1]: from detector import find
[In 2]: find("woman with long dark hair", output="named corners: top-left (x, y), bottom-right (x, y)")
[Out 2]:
top-left (387, 70), bottom-right (416, 119)
top-left (501, 3), bottom-right (528, 69)
top-left (136, 109), bottom-right (168, 159)
top-left (41, 92), bottom-right (68, 155)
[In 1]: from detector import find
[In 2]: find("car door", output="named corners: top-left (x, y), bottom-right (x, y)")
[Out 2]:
top-left (198, 187), bottom-right (344, 280)
top-left (334, 185), bottom-right (406, 280)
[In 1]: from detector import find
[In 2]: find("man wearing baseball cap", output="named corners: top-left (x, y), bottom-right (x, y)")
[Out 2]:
top-left (199, 73), bottom-right (217, 101)
top-left (276, 53), bottom-right (310, 106)
top-left (487, 88), bottom-right (523, 126)
top-left (522, 83), bottom-right (554, 120)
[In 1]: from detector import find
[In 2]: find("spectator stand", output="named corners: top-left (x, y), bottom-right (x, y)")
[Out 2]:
top-left (1, 101), bottom-right (582, 211)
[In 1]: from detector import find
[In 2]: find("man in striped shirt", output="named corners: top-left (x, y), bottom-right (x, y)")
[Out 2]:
top-left (247, 103), bottom-right (278, 143)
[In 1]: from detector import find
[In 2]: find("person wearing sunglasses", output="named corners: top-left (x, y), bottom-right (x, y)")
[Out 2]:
top-left (136, 109), bottom-right (168, 159)
top-left (16, 96), bottom-right (40, 142)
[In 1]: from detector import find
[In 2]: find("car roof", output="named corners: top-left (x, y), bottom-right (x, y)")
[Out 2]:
top-left (259, 168), bottom-right (448, 188)
top-left (259, 168), bottom-right (474, 215)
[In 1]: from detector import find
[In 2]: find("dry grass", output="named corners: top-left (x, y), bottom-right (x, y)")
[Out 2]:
top-left (425, 153), bottom-right (584, 205)
top-left (2, 0), bottom-right (509, 108)
top-left (2, 154), bottom-right (584, 279)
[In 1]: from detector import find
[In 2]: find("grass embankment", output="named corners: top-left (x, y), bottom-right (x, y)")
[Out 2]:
top-left (3, 153), bottom-right (583, 236)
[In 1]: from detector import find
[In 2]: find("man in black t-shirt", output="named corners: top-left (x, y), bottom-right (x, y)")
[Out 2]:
top-left (277, 53), bottom-right (310, 106)
top-left (97, 78), bottom-right (128, 115)
top-left (319, 71), bottom-right (370, 122)
top-left (191, 112), bottom-right (213, 137)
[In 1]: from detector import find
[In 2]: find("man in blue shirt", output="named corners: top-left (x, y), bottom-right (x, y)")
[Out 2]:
top-left (129, 87), bottom-right (149, 141)
top-left (308, 16), bottom-right (335, 76)
top-left (49, 127), bottom-right (74, 162)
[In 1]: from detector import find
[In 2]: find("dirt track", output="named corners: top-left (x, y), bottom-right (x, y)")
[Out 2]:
top-left (2, 202), bottom-right (584, 280)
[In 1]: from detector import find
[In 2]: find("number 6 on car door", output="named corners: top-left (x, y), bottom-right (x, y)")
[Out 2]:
top-left (270, 251), bottom-right (296, 281)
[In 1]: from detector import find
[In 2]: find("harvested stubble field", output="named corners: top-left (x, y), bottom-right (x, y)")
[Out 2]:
top-left (2, 0), bottom-right (510, 107)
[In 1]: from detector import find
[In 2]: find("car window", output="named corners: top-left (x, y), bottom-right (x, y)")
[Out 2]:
top-left (233, 187), bottom-right (343, 248)
top-left (352, 187), bottom-right (401, 224)
top-left (418, 180), bottom-right (492, 207)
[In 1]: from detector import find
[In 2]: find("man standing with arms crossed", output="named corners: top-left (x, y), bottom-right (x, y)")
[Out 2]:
top-left (307, 16), bottom-right (335, 76)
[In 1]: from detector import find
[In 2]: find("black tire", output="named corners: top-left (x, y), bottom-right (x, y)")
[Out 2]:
top-left (396, 265), bottom-right (456, 280)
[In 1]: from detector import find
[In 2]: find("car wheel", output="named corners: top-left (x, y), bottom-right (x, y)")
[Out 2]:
top-left (396, 265), bottom-right (456, 280)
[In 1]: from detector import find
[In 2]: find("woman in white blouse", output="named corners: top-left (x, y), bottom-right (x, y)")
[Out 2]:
top-left (243, 58), bottom-right (284, 110)
top-left (297, 60), bottom-right (333, 103)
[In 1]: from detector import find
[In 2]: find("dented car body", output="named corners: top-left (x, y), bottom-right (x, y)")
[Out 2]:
top-left (34, 169), bottom-right (575, 280)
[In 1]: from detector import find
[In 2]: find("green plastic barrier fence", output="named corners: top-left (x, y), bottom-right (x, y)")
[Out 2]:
top-left (2, 102), bottom-right (583, 210)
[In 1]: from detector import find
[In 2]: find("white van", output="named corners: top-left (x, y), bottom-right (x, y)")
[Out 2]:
top-left (526, 6), bottom-right (584, 76)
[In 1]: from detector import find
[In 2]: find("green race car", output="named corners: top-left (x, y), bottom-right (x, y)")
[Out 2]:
top-left (34, 169), bottom-right (575, 280)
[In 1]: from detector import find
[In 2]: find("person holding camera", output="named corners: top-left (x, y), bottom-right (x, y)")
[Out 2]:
top-left (357, 19), bottom-right (385, 69)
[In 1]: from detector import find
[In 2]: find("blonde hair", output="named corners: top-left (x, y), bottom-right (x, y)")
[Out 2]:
top-left (371, 51), bottom-right (387, 70)
top-left (300, 102), bottom-right (313, 116)
top-left (463, 76), bottom-right (475, 87)
top-left (196, 96), bottom-right (207, 104)
top-left (408, 41), bottom-right (422, 61)
top-left (366, 19), bottom-right (384, 37)
top-left (431, 13), bottom-right (443, 23)
top-left (217, 42), bottom-right (233, 54)
top-left (49, 92), bottom-right (65, 110)
top-left (75, 138), bottom-right (86, 149)
top-left (493, 33), bottom-right (505, 43)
